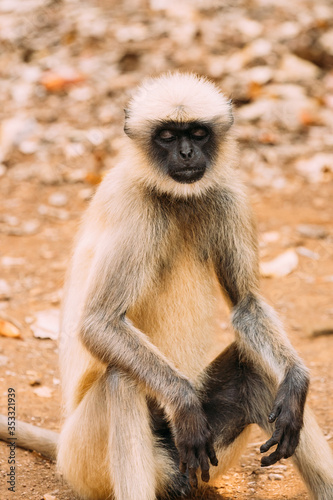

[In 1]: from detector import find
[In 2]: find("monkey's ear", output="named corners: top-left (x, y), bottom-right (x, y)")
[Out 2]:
top-left (227, 99), bottom-right (234, 127)
top-left (124, 109), bottom-right (132, 137)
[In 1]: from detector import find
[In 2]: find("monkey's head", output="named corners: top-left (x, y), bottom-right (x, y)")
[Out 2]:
top-left (124, 73), bottom-right (235, 197)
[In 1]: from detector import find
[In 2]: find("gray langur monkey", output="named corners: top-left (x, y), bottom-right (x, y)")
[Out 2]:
top-left (1, 73), bottom-right (333, 500)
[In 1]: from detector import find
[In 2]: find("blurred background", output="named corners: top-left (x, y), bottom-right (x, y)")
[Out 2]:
top-left (0, 1), bottom-right (332, 499)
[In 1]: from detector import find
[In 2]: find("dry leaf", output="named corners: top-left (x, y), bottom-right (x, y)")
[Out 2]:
top-left (40, 69), bottom-right (85, 92)
top-left (85, 172), bottom-right (103, 185)
top-left (0, 318), bottom-right (21, 338)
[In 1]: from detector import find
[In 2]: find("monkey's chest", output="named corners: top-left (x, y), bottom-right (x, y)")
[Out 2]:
top-left (127, 253), bottom-right (221, 380)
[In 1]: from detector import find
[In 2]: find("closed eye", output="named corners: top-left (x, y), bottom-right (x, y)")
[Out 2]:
top-left (191, 128), bottom-right (208, 139)
top-left (158, 130), bottom-right (176, 142)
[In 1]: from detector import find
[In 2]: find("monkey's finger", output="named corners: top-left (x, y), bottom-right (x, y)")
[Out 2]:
top-left (261, 449), bottom-right (282, 467)
top-left (179, 461), bottom-right (187, 474)
top-left (268, 404), bottom-right (282, 423)
top-left (260, 428), bottom-right (283, 454)
top-left (198, 450), bottom-right (210, 483)
top-left (189, 468), bottom-right (198, 488)
top-left (206, 441), bottom-right (218, 466)
top-left (283, 432), bottom-right (300, 459)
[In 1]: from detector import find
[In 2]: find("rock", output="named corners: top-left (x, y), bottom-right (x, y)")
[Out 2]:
top-left (272, 465), bottom-right (288, 471)
top-left (260, 249), bottom-right (298, 278)
top-left (33, 386), bottom-right (53, 398)
top-left (31, 309), bottom-right (60, 340)
top-left (43, 494), bottom-right (57, 500)
top-left (320, 30), bottom-right (333, 56)
top-left (268, 473), bottom-right (284, 481)
top-left (245, 66), bottom-right (273, 85)
top-left (296, 154), bottom-right (333, 183)
top-left (79, 187), bottom-right (94, 200)
top-left (0, 355), bottom-right (9, 366)
top-left (48, 192), bottom-right (69, 207)
top-left (38, 204), bottom-right (69, 221)
top-left (0, 279), bottom-right (12, 300)
top-left (297, 224), bottom-right (328, 239)
top-left (297, 247), bottom-right (320, 260)
top-left (0, 115), bottom-right (39, 162)
top-left (276, 54), bottom-right (320, 82)
top-left (2, 219), bottom-right (40, 236)
top-left (261, 231), bottom-right (280, 244)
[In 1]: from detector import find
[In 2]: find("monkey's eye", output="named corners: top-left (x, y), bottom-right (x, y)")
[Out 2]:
top-left (191, 128), bottom-right (208, 139)
top-left (158, 130), bottom-right (176, 142)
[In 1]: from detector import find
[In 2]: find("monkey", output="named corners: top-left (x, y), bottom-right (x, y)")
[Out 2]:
top-left (1, 72), bottom-right (333, 500)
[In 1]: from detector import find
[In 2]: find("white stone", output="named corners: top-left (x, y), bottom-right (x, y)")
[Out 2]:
top-left (260, 250), bottom-right (298, 278)
top-left (31, 309), bottom-right (60, 340)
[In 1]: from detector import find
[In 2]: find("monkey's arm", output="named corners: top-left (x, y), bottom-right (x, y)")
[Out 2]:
top-left (213, 187), bottom-right (309, 466)
top-left (77, 230), bottom-right (217, 486)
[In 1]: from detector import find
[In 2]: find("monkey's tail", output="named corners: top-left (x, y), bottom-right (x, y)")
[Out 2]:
top-left (0, 414), bottom-right (58, 461)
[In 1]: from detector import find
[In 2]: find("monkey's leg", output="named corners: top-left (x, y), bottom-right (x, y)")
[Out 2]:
top-left (203, 343), bottom-right (333, 500)
top-left (58, 369), bottom-right (173, 500)
top-left (151, 343), bottom-right (333, 500)
top-left (58, 372), bottom-right (115, 500)
top-left (149, 343), bottom-right (260, 498)
top-left (106, 369), bottom-right (175, 500)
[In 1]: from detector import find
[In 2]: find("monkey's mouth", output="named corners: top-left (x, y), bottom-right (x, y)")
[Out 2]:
top-left (170, 167), bottom-right (206, 184)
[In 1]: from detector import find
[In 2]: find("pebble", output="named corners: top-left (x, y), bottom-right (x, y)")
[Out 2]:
top-left (272, 464), bottom-right (288, 471)
top-left (1, 256), bottom-right (26, 266)
top-left (79, 187), bottom-right (94, 200)
top-left (268, 473), bottom-right (284, 481)
top-left (0, 355), bottom-right (9, 366)
top-left (33, 386), bottom-right (53, 398)
top-left (38, 204), bottom-right (69, 221)
top-left (297, 224), bottom-right (328, 239)
top-left (0, 279), bottom-right (12, 300)
top-left (260, 249), bottom-right (298, 278)
top-left (297, 247), bottom-right (320, 260)
top-left (2, 220), bottom-right (40, 236)
top-left (31, 309), bottom-right (60, 340)
top-left (48, 192), bottom-right (69, 207)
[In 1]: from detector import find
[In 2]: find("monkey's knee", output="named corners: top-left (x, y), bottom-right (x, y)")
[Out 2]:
top-left (58, 378), bottom-right (112, 499)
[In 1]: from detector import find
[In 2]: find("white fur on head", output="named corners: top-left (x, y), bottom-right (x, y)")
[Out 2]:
top-left (123, 72), bottom-right (235, 198)
top-left (125, 72), bottom-right (233, 136)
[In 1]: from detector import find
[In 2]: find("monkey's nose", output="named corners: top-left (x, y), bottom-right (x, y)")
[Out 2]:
top-left (179, 149), bottom-right (193, 160)
top-left (179, 147), bottom-right (193, 160)
top-left (179, 137), bottom-right (193, 160)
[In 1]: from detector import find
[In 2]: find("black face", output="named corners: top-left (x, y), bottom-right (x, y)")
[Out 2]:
top-left (150, 121), bottom-right (217, 184)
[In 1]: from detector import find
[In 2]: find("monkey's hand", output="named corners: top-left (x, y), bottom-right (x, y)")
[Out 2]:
top-left (260, 370), bottom-right (309, 466)
top-left (172, 398), bottom-right (218, 488)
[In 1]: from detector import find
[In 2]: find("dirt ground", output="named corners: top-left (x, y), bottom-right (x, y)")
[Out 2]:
top-left (0, 0), bottom-right (333, 499)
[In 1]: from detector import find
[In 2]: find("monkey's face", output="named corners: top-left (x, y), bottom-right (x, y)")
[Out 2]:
top-left (151, 121), bottom-right (217, 184)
